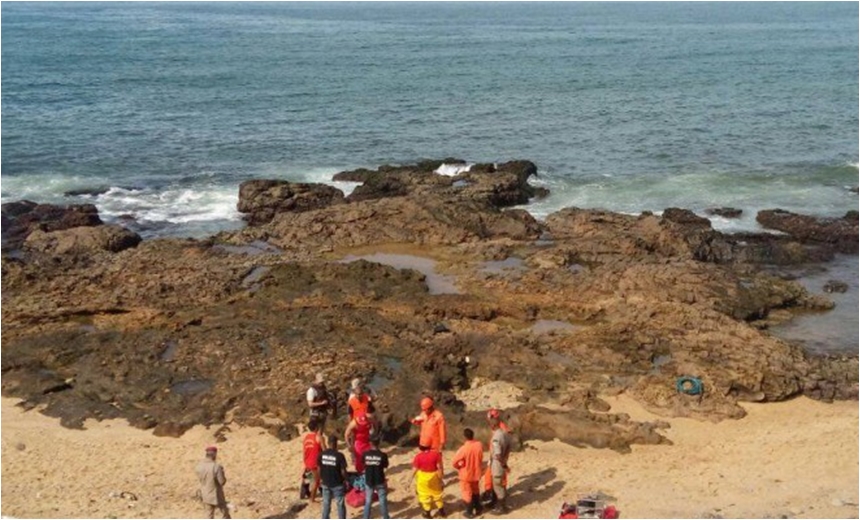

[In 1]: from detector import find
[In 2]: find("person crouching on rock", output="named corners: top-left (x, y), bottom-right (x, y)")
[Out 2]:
top-left (345, 411), bottom-right (375, 472)
top-left (302, 418), bottom-right (328, 502)
top-left (195, 446), bottom-right (231, 519)
top-left (452, 428), bottom-right (484, 518)
top-left (412, 444), bottom-right (447, 519)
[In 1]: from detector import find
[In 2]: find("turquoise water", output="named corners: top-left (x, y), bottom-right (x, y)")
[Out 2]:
top-left (2, 2), bottom-right (857, 238)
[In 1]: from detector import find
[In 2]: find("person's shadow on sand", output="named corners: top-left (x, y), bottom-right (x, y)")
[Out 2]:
top-left (507, 467), bottom-right (565, 512)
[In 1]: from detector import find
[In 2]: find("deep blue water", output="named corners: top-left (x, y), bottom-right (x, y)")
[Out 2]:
top-left (2, 2), bottom-right (858, 238)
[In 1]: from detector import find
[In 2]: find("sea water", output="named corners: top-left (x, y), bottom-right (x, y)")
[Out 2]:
top-left (2, 3), bottom-right (857, 355)
top-left (2, 2), bottom-right (856, 239)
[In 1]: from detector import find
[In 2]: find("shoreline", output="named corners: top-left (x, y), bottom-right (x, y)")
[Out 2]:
top-left (2, 394), bottom-right (857, 519)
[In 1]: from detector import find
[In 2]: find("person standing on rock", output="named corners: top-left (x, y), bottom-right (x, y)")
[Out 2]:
top-left (411, 397), bottom-right (447, 453)
top-left (318, 434), bottom-right (349, 520)
top-left (452, 428), bottom-right (484, 518)
top-left (487, 409), bottom-right (512, 514)
top-left (195, 446), bottom-right (231, 519)
top-left (308, 373), bottom-right (331, 432)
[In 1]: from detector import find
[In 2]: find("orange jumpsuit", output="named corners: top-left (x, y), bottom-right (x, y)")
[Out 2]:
top-left (452, 439), bottom-right (483, 504)
top-left (413, 409), bottom-right (447, 452)
top-left (348, 394), bottom-right (371, 417)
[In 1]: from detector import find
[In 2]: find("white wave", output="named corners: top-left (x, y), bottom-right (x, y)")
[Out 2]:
top-left (516, 169), bottom-right (857, 233)
top-left (434, 163), bottom-right (473, 177)
top-left (1, 174), bottom-right (93, 204)
top-left (95, 185), bottom-right (240, 225)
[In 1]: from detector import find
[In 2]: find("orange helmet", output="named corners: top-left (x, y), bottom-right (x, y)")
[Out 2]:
top-left (487, 408), bottom-right (500, 420)
top-left (420, 397), bottom-right (434, 411)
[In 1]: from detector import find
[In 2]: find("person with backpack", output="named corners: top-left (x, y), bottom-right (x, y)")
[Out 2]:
top-left (361, 436), bottom-right (390, 519)
top-left (452, 428), bottom-right (484, 518)
top-left (307, 373), bottom-right (331, 432)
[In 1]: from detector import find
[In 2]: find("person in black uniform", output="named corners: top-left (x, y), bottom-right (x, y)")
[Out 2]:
top-left (317, 435), bottom-right (348, 519)
top-left (361, 436), bottom-right (390, 519)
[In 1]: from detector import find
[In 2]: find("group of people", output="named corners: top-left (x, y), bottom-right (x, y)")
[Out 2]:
top-left (193, 372), bottom-right (513, 519)
top-left (301, 373), bottom-right (513, 519)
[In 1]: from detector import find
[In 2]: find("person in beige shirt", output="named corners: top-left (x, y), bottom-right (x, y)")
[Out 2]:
top-left (196, 446), bottom-right (231, 519)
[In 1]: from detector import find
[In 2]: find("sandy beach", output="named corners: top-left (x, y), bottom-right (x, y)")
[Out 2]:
top-left (2, 393), bottom-right (856, 519)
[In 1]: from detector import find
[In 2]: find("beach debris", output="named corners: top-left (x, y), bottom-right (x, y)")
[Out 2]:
top-left (676, 376), bottom-right (703, 395)
top-left (107, 491), bottom-right (138, 501)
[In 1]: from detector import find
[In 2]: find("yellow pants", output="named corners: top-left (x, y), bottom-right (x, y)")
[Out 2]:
top-left (415, 470), bottom-right (444, 511)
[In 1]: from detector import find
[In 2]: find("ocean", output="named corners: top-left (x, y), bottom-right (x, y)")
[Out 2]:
top-left (2, 2), bottom-right (858, 239)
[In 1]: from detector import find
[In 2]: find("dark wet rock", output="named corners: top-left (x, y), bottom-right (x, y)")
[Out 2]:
top-left (823, 280), bottom-right (849, 293)
top-left (662, 208), bottom-right (712, 228)
top-left (756, 209), bottom-right (858, 253)
top-left (237, 180), bottom-right (346, 226)
top-left (2, 201), bottom-right (103, 249)
top-left (705, 207), bottom-right (743, 218)
top-left (333, 160), bottom-right (546, 208)
top-left (64, 187), bottom-right (112, 197)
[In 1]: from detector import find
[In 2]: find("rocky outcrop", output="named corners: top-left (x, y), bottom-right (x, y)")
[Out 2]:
top-left (333, 160), bottom-right (548, 207)
top-left (705, 207), bottom-right (743, 218)
top-left (2, 201), bottom-right (103, 250)
top-left (23, 225), bottom-right (142, 256)
top-left (237, 180), bottom-right (346, 226)
top-left (757, 209), bottom-right (858, 253)
top-left (1, 159), bottom-right (856, 451)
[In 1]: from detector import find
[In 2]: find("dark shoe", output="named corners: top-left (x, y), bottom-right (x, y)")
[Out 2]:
top-left (437, 507), bottom-right (447, 518)
top-left (463, 510), bottom-right (474, 519)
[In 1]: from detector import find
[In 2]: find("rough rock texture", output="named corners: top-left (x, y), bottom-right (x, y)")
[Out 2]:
top-left (757, 209), bottom-right (858, 253)
top-left (24, 225), bottom-right (142, 255)
top-left (2, 159), bottom-right (856, 451)
top-left (237, 180), bottom-right (346, 226)
top-left (1, 201), bottom-right (103, 249)
top-left (332, 159), bottom-right (548, 206)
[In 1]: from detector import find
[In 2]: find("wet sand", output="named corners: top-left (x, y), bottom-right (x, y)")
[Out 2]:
top-left (2, 394), bottom-right (857, 519)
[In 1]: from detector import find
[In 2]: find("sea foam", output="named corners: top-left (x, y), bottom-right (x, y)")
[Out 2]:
top-left (435, 163), bottom-right (473, 177)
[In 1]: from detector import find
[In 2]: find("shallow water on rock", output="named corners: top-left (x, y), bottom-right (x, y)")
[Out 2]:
top-left (213, 240), bottom-right (283, 256)
top-left (368, 356), bottom-right (402, 392)
top-left (532, 319), bottom-right (580, 335)
top-left (338, 253), bottom-right (460, 295)
top-left (160, 340), bottom-right (179, 362)
top-left (770, 254), bottom-right (859, 355)
top-left (170, 379), bottom-right (213, 396)
top-left (481, 257), bottom-right (526, 274)
top-left (241, 266), bottom-right (270, 290)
